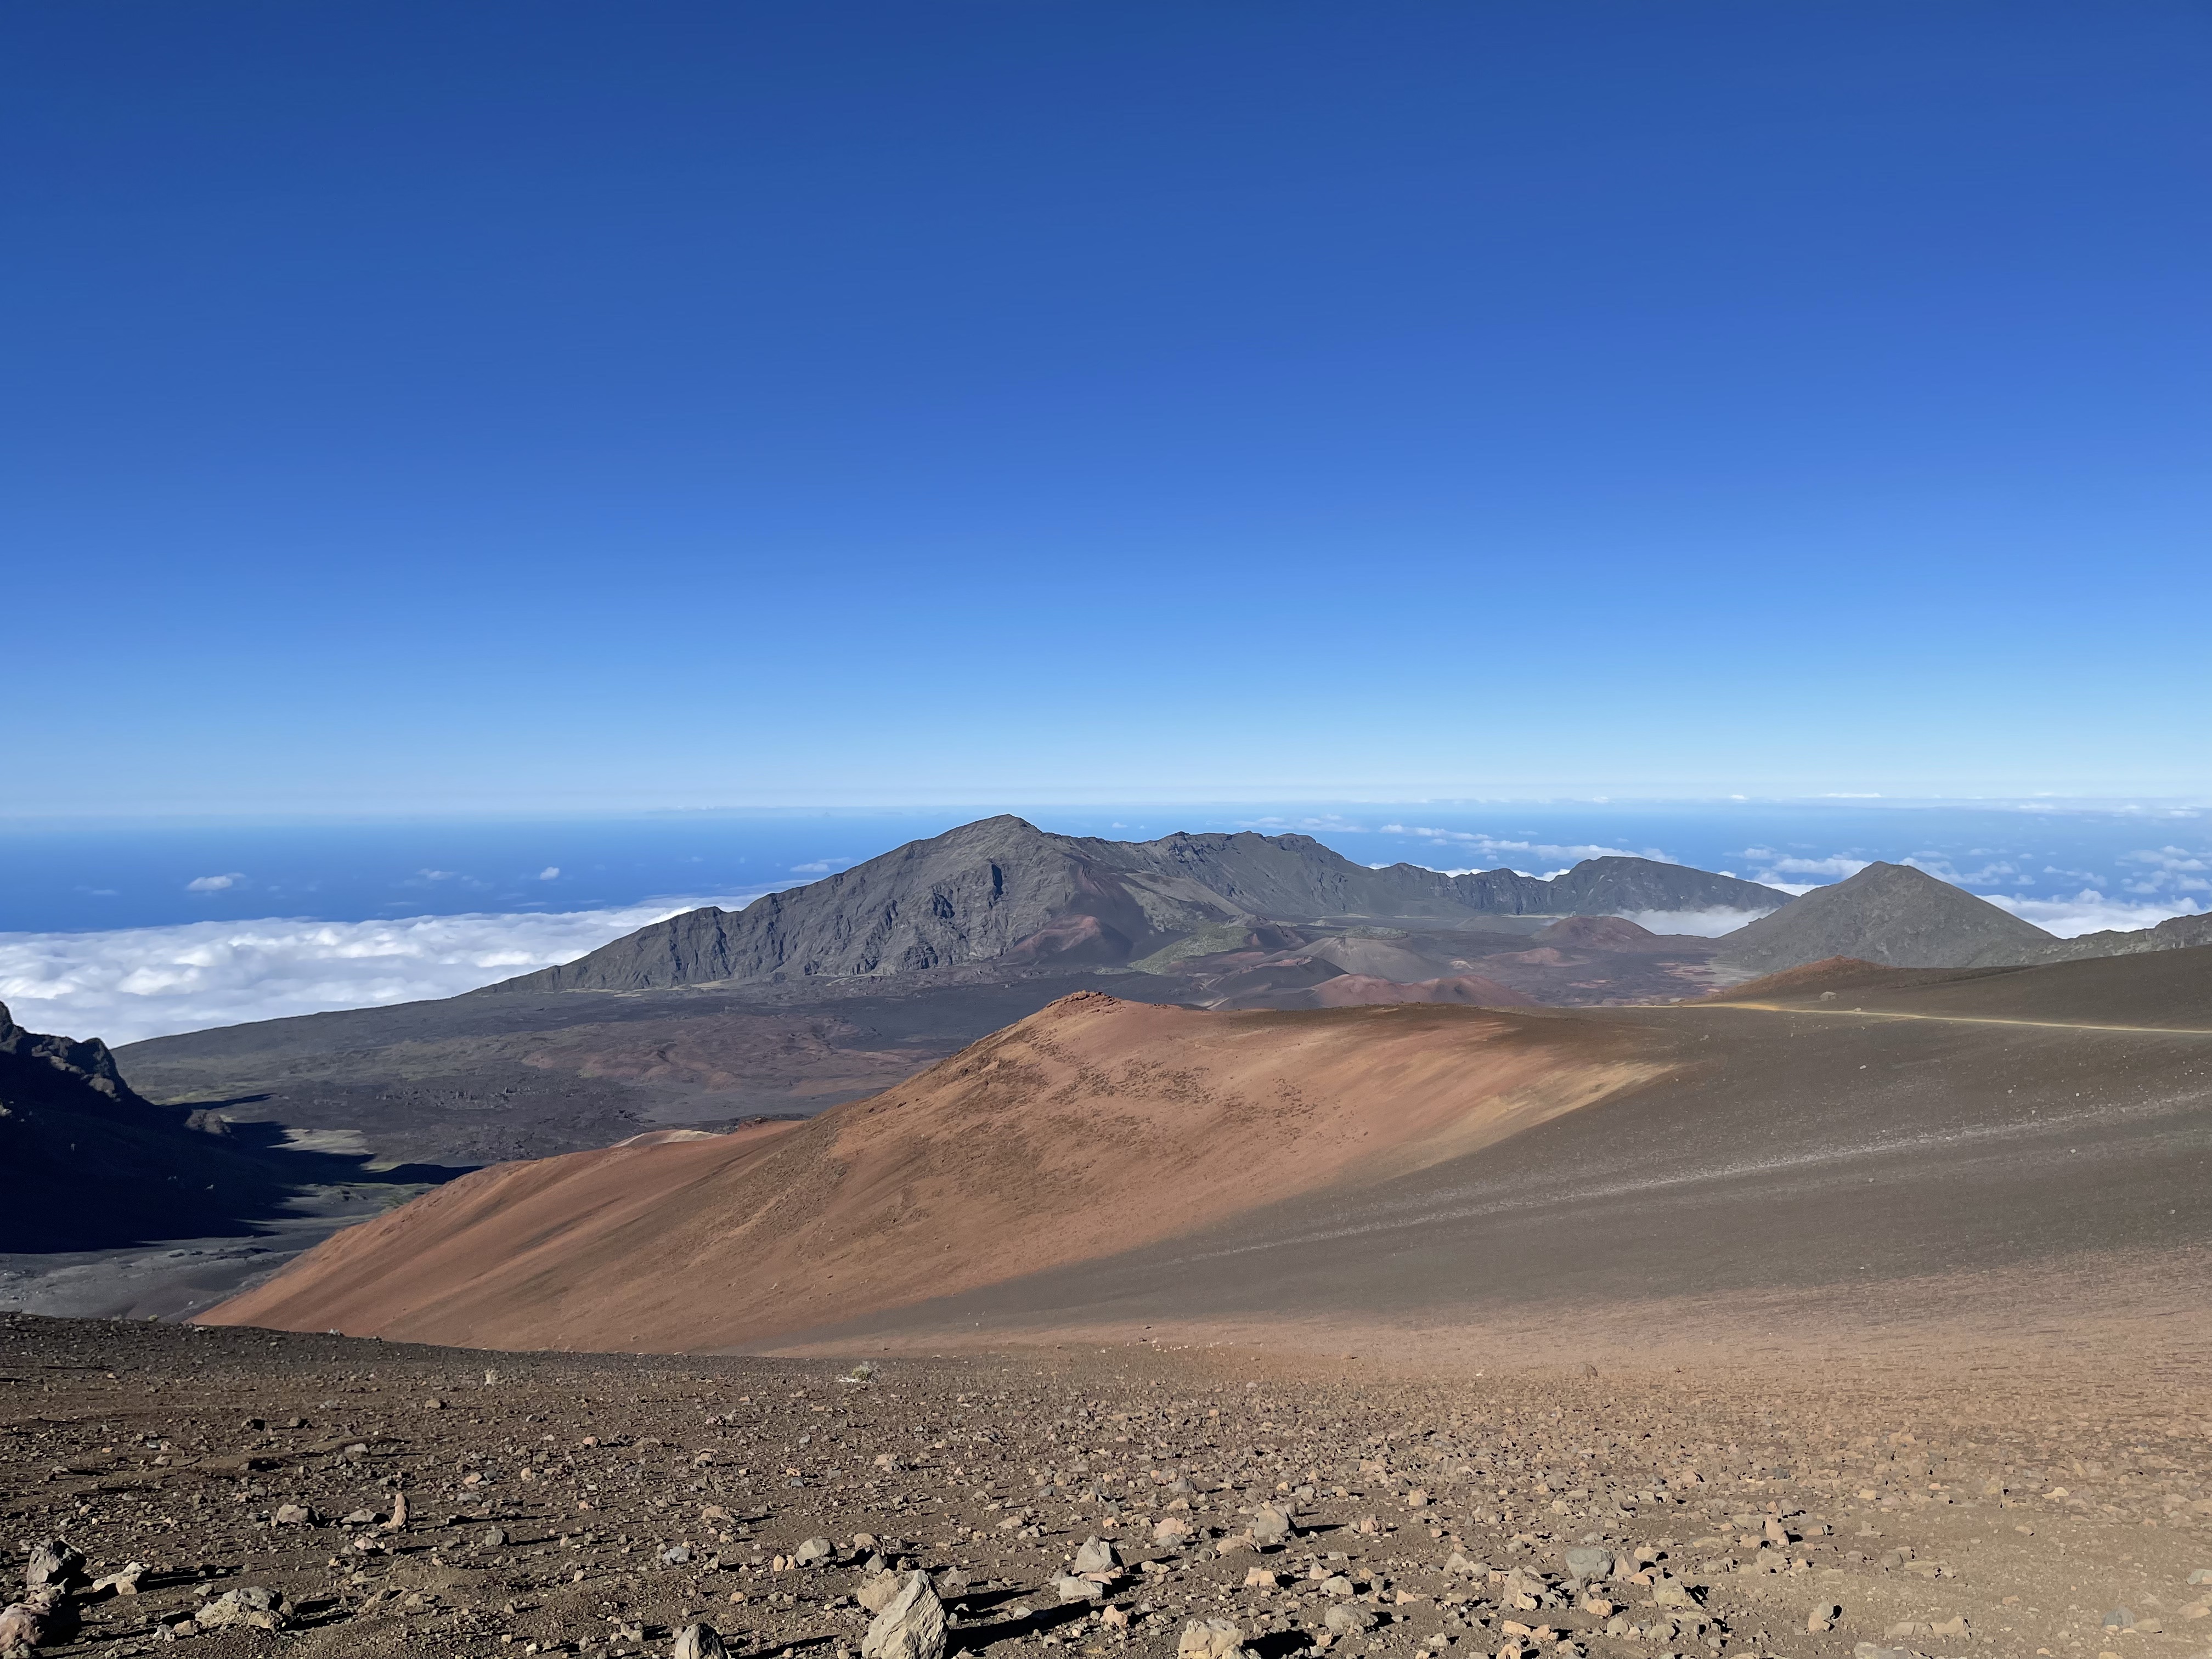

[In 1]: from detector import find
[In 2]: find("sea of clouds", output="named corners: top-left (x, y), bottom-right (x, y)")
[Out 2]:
top-left (5, 838), bottom-right (2203, 1047)
top-left (0, 895), bottom-right (762, 1046)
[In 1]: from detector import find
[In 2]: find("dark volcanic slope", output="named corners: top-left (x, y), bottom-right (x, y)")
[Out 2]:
top-left (1714, 861), bottom-right (2055, 973)
top-left (0, 1002), bottom-right (295, 1251)
top-left (490, 816), bottom-right (1788, 993)
top-left (119, 971), bottom-right (1191, 1167)
top-left (793, 945), bottom-right (2212, 1353)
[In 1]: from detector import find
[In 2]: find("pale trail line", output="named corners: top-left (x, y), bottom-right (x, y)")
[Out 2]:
top-left (1683, 1002), bottom-right (2212, 1037)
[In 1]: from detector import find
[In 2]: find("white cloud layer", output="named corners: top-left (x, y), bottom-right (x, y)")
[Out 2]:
top-left (1617, 907), bottom-right (1778, 938)
top-left (0, 896), bottom-right (762, 1046)
top-left (1382, 825), bottom-right (1674, 865)
top-left (1981, 891), bottom-right (2207, 939)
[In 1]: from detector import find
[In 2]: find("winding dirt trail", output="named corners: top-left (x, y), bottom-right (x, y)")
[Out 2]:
top-left (1683, 1001), bottom-right (2212, 1036)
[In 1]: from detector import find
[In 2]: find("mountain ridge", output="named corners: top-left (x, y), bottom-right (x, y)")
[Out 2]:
top-left (1714, 861), bottom-right (2056, 974)
top-left (486, 815), bottom-right (1790, 994)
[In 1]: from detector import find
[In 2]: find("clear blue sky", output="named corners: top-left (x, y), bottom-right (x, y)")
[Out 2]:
top-left (7, 2), bottom-right (2207, 816)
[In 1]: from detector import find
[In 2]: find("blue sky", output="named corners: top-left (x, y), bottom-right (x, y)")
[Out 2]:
top-left (5, 2), bottom-right (2208, 816)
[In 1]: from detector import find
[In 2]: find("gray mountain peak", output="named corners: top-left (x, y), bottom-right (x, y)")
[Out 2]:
top-left (486, 816), bottom-right (1791, 994)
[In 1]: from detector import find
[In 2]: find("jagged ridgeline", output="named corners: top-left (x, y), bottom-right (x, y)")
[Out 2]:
top-left (0, 1002), bottom-right (278, 1251)
top-left (484, 815), bottom-right (1791, 992)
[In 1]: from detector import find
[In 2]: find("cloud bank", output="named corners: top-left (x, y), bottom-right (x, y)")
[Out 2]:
top-left (1981, 891), bottom-right (2206, 938)
top-left (0, 895), bottom-right (763, 1046)
top-left (1381, 825), bottom-right (1675, 866)
top-left (1617, 907), bottom-right (1779, 938)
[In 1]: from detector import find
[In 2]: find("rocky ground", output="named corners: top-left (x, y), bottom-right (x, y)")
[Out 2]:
top-left (4, 1316), bottom-right (2209, 1659)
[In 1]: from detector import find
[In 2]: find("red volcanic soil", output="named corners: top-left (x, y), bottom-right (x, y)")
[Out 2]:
top-left (1528, 915), bottom-right (1678, 952)
top-left (204, 992), bottom-right (1660, 1353)
top-left (1295, 972), bottom-right (1534, 1008)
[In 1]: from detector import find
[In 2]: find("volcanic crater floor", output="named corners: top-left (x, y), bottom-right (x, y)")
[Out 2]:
top-left (4, 1316), bottom-right (2210, 1659)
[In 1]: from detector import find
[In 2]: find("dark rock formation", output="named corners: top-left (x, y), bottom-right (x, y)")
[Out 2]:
top-left (0, 1002), bottom-right (283, 1251)
top-left (1714, 862), bottom-right (2056, 974)
top-left (488, 816), bottom-right (1791, 993)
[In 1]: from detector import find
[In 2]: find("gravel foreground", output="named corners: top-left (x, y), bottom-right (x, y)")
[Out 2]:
top-left (4, 1315), bottom-right (2210, 1659)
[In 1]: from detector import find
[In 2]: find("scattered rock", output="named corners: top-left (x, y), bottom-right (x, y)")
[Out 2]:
top-left (1153, 1515), bottom-right (1193, 1545)
top-left (273, 1503), bottom-right (318, 1526)
top-left (1071, 1536), bottom-right (1119, 1573)
top-left (1809, 1601), bottom-right (1841, 1633)
top-left (90, 1562), bottom-right (146, 1596)
top-left (1051, 1573), bottom-right (1103, 1604)
top-left (794, 1536), bottom-right (834, 1566)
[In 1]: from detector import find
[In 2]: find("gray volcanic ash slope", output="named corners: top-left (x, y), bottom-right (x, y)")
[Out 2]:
top-left (489, 815), bottom-right (1789, 993)
top-left (1713, 861), bottom-right (2057, 973)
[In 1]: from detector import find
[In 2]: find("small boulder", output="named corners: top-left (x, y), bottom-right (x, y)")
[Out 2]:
top-left (659, 1543), bottom-right (691, 1565)
top-left (673, 1623), bottom-right (731, 1659)
top-left (1243, 1568), bottom-right (1279, 1589)
top-left (22, 1542), bottom-right (82, 1593)
top-left (1177, 1617), bottom-right (1245, 1659)
top-left (196, 1586), bottom-right (289, 1632)
top-left (90, 1563), bottom-right (146, 1597)
top-left (794, 1536), bottom-right (835, 1566)
top-left (860, 1571), bottom-right (945, 1659)
top-left (858, 1572), bottom-right (905, 1615)
top-left (273, 1504), bottom-right (318, 1527)
top-left (1562, 1545), bottom-right (1612, 1583)
top-left (1248, 1504), bottom-right (1293, 1547)
top-left (1323, 1602), bottom-right (1376, 1635)
top-left (1808, 1602), bottom-right (1841, 1633)
top-left (1071, 1537), bottom-right (1119, 1574)
top-left (1051, 1573), bottom-right (1103, 1604)
top-left (0, 1590), bottom-right (65, 1654)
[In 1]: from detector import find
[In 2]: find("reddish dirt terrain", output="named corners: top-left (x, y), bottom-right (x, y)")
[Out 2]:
top-left (207, 995), bottom-right (1661, 1353)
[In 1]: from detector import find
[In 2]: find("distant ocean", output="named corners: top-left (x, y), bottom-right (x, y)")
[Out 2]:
top-left (1, 801), bottom-right (2203, 1045)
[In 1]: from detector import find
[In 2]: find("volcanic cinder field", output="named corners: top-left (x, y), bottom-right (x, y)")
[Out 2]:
top-left (5, 1307), bottom-right (2211, 1659)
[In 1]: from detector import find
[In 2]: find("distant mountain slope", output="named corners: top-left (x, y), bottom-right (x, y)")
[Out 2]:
top-left (0, 1002), bottom-right (278, 1251)
top-left (1714, 862), bottom-right (2055, 973)
top-left (2034, 909), bottom-right (2212, 963)
top-left (488, 815), bottom-right (1790, 993)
